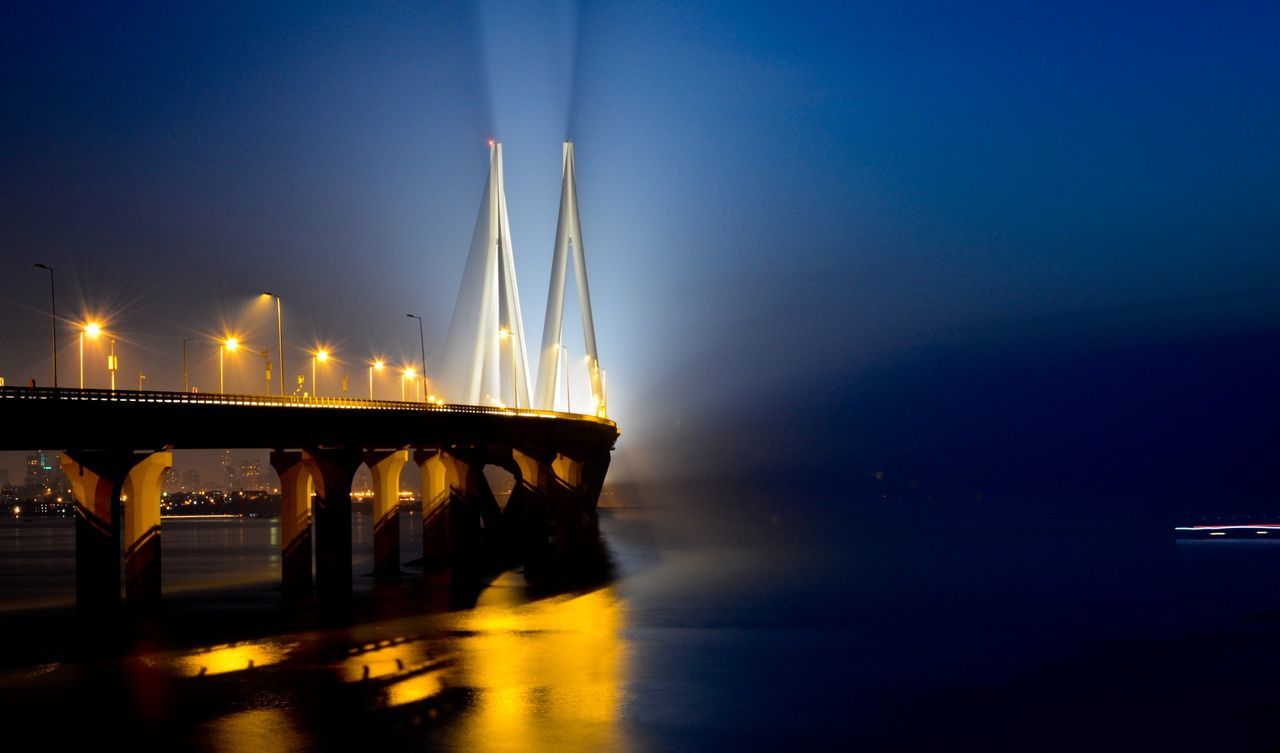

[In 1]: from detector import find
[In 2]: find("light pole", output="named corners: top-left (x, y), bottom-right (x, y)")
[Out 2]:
top-left (262, 292), bottom-right (284, 397)
top-left (182, 337), bottom-right (195, 392)
top-left (499, 327), bottom-right (518, 409)
top-left (405, 314), bottom-right (428, 403)
top-left (560, 343), bottom-right (571, 413)
top-left (312, 349), bottom-right (329, 397)
top-left (80, 321), bottom-right (102, 389)
top-left (402, 367), bottom-right (415, 402)
top-left (138, 373), bottom-right (146, 391)
top-left (32, 264), bottom-right (57, 388)
top-left (108, 338), bottom-right (118, 391)
top-left (369, 359), bottom-right (384, 400)
top-left (260, 350), bottom-right (272, 396)
top-left (220, 337), bottom-right (239, 394)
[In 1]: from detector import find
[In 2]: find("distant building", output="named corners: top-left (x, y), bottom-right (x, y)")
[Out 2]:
top-left (220, 450), bottom-right (235, 491)
top-left (163, 467), bottom-right (180, 493)
top-left (24, 451), bottom-right (57, 495)
top-left (238, 460), bottom-right (265, 492)
top-left (181, 469), bottom-right (202, 492)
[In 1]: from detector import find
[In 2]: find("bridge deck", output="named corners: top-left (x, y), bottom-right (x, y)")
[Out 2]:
top-left (0, 386), bottom-right (618, 452)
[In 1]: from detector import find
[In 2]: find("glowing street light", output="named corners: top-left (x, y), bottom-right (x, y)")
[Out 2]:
top-left (402, 366), bottom-right (416, 402)
top-left (369, 359), bottom-right (384, 400)
top-left (108, 336), bottom-right (118, 391)
top-left (312, 349), bottom-right (330, 397)
top-left (80, 321), bottom-right (103, 389)
top-left (499, 327), bottom-right (518, 410)
top-left (219, 336), bottom-right (239, 394)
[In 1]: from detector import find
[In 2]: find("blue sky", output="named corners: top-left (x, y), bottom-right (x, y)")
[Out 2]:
top-left (2, 1), bottom-right (1278, 500)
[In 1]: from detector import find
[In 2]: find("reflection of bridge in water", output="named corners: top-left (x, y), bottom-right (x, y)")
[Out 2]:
top-left (0, 141), bottom-right (619, 609)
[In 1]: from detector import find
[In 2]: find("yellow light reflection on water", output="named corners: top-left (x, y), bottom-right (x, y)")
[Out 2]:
top-left (174, 640), bottom-right (291, 677)
top-left (205, 708), bottom-right (306, 753)
top-left (447, 585), bottom-right (629, 752)
top-left (386, 670), bottom-right (447, 706)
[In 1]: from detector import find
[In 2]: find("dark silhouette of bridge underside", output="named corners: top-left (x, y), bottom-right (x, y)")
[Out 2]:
top-left (0, 387), bottom-right (619, 609)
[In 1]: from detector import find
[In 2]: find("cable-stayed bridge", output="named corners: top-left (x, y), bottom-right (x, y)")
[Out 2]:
top-left (0, 142), bottom-right (617, 609)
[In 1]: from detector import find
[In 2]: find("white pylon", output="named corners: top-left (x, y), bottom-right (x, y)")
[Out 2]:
top-left (439, 142), bottom-right (533, 408)
top-left (535, 142), bottom-right (605, 416)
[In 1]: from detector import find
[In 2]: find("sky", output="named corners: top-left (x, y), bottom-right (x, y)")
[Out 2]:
top-left (2, 1), bottom-right (1279, 511)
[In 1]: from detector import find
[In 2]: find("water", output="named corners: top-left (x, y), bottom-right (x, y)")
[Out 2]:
top-left (3, 501), bottom-right (1280, 750)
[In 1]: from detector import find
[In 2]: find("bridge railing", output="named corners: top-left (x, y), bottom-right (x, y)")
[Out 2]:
top-left (0, 386), bottom-right (616, 426)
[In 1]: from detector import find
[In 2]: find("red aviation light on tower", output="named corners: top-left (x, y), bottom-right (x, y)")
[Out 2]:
top-left (487, 138), bottom-right (495, 147)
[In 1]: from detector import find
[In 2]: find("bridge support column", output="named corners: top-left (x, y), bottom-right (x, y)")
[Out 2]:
top-left (511, 448), bottom-right (555, 583)
top-left (303, 448), bottom-right (362, 603)
top-left (365, 449), bottom-right (409, 580)
top-left (61, 450), bottom-right (171, 608)
top-left (549, 448), bottom-right (612, 560)
top-left (415, 449), bottom-right (449, 567)
top-left (270, 451), bottom-right (312, 595)
top-left (429, 448), bottom-right (503, 580)
top-left (122, 451), bottom-right (172, 605)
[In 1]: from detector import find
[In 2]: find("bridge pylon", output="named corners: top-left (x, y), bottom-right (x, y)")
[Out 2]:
top-left (534, 142), bottom-right (606, 416)
top-left (439, 142), bottom-right (533, 408)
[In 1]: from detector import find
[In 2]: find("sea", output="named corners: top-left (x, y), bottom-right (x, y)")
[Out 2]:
top-left (2, 495), bottom-right (1280, 751)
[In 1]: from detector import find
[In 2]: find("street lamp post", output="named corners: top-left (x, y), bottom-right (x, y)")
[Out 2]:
top-left (499, 328), bottom-right (518, 410)
top-left (402, 367), bottom-right (416, 402)
top-left (182, 337), bottom-right (195, 392)
top-left (33, 264), bottom-right (56, 388)
top-left (108, 338), bottom-right (118, 391)
top-left (369, 359), bottom-right (384, 400)
top-left (260, 350), bottom-right (272, 397)
top-left (80, 322), bottom-right (102, 389)
top-left (312, 349), bottom-right (329, 397)
top-left (560, 343), bottom-right (571, 414)
top-left (220, 337), bottom-right (239, 394)
top-left (138, 373), bottom-right (146, 391)
top-left (262, 292), bottom-right (284, 397)
top-left (405, 314), bottom-right (428, 403)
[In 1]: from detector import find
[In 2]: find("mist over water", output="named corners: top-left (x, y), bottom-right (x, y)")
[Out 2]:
top-left (2, 491), bottom-right (1280, 751)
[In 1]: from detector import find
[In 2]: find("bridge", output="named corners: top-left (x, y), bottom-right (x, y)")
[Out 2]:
top-left (2, 141), bottom-right (619, 609)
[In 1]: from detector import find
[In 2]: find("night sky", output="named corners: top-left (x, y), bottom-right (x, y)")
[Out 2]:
top-left (3, 2), bottom-right (1278, 511)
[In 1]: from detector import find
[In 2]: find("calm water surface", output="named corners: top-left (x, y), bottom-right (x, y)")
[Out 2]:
top-left (2, 501), bottom-right (1280, 751)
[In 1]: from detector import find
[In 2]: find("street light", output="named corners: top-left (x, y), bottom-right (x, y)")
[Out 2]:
top-left (220, 337), bottom-right (239, 394)
top-left (108, 337), bottom-right (118, 391)
top-left (262, 292), bottom-right (285, 397)
top-left (312, 349), bottom-right (330, 397)
top-left (32, 264), bottom-right (56, 388)
top-left (182, 337), bottom-right (195, 392)
top-left (369, 359), bottom-right (384, 400)
top-left (499, 327), bottom-right (518, 410)
top-left (138, 373), bottom-right (146, 391)
top-left (259, 350), bottom-right (272, 397)
top-left (80, 321), bottom-right (102, 389)
top-left (402, 366), bottom-right (416, 402)
top-left (559, 343), bottom-right (571, 413)
top-left (405, 314), bottom-right (428, 403)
